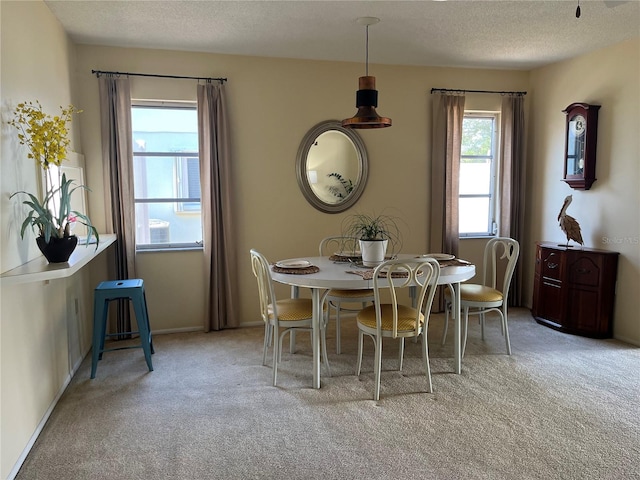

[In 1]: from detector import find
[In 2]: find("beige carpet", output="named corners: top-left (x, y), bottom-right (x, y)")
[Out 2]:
top-left (15, 308), bottom-right (640, 479)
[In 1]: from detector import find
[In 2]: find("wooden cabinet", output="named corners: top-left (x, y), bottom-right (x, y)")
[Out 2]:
top-left (532, 242), bottom-right (619, 338)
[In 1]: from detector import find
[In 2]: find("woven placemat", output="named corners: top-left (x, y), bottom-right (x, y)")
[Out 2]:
top-left (347, 269), bottom-right (413, 280)
top-left (329, 254), bottom-right (361, 263)
top-left (435, 258), bottom-right (472, 267)
top-left (271, 264), bottom-right (320, 275)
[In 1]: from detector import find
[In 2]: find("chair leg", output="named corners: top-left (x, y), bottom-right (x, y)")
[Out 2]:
top-left (462, 306), bottom-right (470, 358)
top-left (272, 324), bottom-right (279, 386)
top-left (398, 338), bottom-right (405, 371)
top-left (373, 335), bottom-right (383, 401)
top-left (441, 300), bottom-right (450, 345)
top-left (421, 331), bottom-right (433, 393)
top-left (480, 311), bottom-right (486, 340)
top-left (502, 307), bottom-right (512, 355)
top-left (289, 330), bottom-right (296, 354)
top-left (262, 323), bottom-right (271, 366)
top-left (335, 301), bottom-right (342, 355)
top-left (356, 330), bottom-right (364, 376)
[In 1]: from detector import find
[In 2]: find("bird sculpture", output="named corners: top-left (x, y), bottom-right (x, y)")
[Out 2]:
top-left (558, 194), bottom-right (584, 246)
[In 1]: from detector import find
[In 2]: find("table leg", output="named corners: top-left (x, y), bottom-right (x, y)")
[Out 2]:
top-left (451, 282), bottom-right (462, 374)
top-left (312, 288), bottom-right (321, 389)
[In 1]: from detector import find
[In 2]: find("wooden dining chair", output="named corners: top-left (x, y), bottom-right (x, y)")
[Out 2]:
top-left (250, 249), bottom-right (330, 386)
top-left (441, 237), bottom-right (520, 356)
top-left (356, 257), bottom-right (440, 401)
top-left (319, 236), bottom-right (375, 354)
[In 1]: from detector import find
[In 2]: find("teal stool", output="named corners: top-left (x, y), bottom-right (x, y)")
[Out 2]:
top-left (91, 279), bottom-right (154, 378)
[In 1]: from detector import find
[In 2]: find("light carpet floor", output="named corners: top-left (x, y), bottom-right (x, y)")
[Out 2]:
top-left (15, 308), bottom-right (640, 480)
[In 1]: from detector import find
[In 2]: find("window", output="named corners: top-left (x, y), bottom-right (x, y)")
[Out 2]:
top-left (131, 103), bottom-right (202, 249)
top-left (459, 112), bottom-right (499, 237)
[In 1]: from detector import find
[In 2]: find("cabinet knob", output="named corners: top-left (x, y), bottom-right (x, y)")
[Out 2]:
top-left (547, 262), bottom-right (558, 269)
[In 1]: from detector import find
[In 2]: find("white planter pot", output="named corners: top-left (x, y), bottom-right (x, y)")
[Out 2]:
top-left (359, 239), bottom-right (388, 267)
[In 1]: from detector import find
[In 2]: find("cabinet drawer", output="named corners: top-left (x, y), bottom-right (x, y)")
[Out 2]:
top-left (541, 251), bottom-right (563, 280)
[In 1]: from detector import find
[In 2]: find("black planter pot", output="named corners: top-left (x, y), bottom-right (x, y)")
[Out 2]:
top-left (36, 235), bottom-right (78, 263)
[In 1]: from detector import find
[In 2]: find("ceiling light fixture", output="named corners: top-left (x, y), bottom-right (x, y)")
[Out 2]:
top-left (342, 17), bottom-right (392, 129)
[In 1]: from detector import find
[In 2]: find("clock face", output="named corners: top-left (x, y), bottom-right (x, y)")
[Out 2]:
top-left (570, 114), bottom-right (586, 136)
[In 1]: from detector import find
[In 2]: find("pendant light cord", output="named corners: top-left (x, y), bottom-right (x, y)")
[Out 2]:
top-left (365, 24), bottom-right (370, 76)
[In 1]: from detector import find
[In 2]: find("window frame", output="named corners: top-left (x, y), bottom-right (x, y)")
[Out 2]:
top-left (131, 100), bottom-right (203, 251)
top-left (459, 111), bottom-right (500, 238)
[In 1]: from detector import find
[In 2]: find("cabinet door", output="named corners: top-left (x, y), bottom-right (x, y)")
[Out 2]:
top-left (567, 285), bottom-right (601, 334)
top-left (566, 254), bottom-right (612, 337)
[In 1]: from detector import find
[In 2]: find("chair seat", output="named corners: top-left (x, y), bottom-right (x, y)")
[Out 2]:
top-left (268, 298), bottom-right (314, 321)
top-left (327, 288), bottom-right (374, 299)
top-left (357, 304), bottom-right (424, 332)
top-left (446, 284), bottom-right (503, 303)
top-left (460, 284), bottom-right (503, 303)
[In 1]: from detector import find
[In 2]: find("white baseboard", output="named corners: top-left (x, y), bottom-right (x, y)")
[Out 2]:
top-left (7, 371), bottom-right (73, 480)
top-left (151, 326), bottom-right (203, 335)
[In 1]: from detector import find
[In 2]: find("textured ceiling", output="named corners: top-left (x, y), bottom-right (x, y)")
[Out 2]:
top-left (44, 0), bottom-right (640, 70)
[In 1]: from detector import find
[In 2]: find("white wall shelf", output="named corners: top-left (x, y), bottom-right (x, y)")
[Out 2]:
top-left (0, 234), bottom-right (116, 286)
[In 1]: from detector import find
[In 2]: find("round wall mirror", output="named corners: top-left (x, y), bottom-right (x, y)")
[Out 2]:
top-left (296, 120), bottom-right (368, 213)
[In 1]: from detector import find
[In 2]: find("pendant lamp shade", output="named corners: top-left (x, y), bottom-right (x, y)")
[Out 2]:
top-left (342, 18), bottom-right (392, 129)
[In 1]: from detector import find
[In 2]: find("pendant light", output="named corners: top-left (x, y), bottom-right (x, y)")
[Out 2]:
top-left (342, 17), bottom-right (392, 129)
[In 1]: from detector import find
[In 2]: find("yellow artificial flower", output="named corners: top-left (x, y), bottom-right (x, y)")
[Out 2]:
top-left (8, 101), bottom-right (81, 170)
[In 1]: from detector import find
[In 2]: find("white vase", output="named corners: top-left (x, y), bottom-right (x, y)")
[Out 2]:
top-left (359, 239), bottom-right (388, 267)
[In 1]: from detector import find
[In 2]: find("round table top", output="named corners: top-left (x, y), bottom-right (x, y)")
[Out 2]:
top-left (270, 255), bottom-right (475, 290)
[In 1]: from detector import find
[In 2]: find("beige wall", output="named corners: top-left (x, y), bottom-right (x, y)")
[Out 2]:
top-left (73, 45), bottom-right (529, 333)
top-left (527, 37), bottom-right (640, 345)
top-left (1, 1), bottom-right (638, 477)
top-left (1, 3), bottom-right (112, 478)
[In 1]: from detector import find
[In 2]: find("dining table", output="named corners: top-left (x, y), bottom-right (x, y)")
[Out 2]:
top-left (270, 254), bottom-right (476, 389)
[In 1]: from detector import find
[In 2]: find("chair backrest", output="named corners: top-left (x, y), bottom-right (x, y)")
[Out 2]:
top-left (319, 236), bottom-right (360, 256)
top-left (371, 257), bottom-right (441, 338)
top-left (250, 249), bottom-right (277, 324)
top-left (482, 237), bottom-right (520, 299)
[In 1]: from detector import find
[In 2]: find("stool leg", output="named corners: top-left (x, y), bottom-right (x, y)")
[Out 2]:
top-left (91, 297), bottom-right (108, 379)
top-left (142, 289), bottom-right (154, 354)
top-left (98, 300), bottom-right (110, 360)
top-left (133, 297), bottom-right (154, 372)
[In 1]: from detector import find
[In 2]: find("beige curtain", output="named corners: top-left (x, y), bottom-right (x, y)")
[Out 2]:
top-left (499, 94), bottom-right (526, 306)
top-left (197, 82), bottom-right (239, 331)
top-left (98, 75), bottom-right (136, 334)
top-left (430, 92), bottom-right (465, 310)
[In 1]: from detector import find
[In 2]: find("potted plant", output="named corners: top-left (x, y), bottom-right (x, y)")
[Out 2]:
top-left (8, 101), bottom-right (99, 263)
top-left (341, 212), bottom-right (403, 266)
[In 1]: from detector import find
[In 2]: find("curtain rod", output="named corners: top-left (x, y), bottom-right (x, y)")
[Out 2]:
top-left (92, 69), bottom-right (227, 83)
top-left (430, 88), bottom-right (526, 96)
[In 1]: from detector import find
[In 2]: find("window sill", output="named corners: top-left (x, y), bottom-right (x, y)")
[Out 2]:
top-left (136, 245), bottom-right (203, 253)
top-left (460, 234), bottom-right (495, 240)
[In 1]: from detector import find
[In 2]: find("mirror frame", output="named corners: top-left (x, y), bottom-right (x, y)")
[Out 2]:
top-left (296, 120), bottom-right (369, 214)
